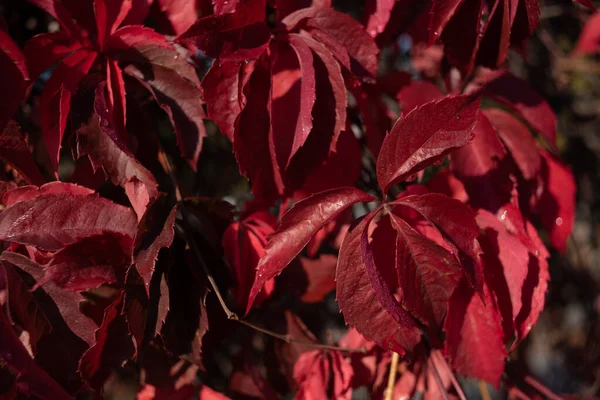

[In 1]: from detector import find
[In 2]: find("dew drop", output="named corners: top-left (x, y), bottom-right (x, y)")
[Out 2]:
top-left (406, 174), bottom-right (417, 182)
top-left (555, 217), bottom-right (563, 226)
top-left (456, 115), bottom-right (460, 120)
top-left (433, 159), bottom-right (443, 166)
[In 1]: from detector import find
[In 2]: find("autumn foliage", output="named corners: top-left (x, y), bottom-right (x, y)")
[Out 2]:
top-left (0, 0), bottom-right (594, 398)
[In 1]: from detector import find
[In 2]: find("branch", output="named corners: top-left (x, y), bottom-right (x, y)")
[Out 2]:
top-left (384, 352), bottom-right (399, 400)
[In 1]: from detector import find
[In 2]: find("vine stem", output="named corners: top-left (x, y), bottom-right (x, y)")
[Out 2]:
top-left (479, 380), bottom-right (492, 400)
top-left (384, 352), bottom-right (400, 400)
top-left (158, 149), bottom-right (366, 355)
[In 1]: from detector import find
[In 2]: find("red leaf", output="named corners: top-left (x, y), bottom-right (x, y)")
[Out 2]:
top-left (34, 232), bottom-right (133, 291)
top-left (476, 0), bottom-right (511, 69)
top-left (247, 187), bottom-right (375, 314)
top-left (76, 82), bottom-right (158, 218)
top-left (574, 12), bottom-right (600, 55)
top-left (40, 49), bottom-right (97, 174)
top-left (376, 91), bottom-right (481, 194)
top-left (275, 0), bottom-right (332, 20)
top-left (444, 280), bottom-right (507, 388)
top-left (106, 59), bottom-right (128, 144)
top-left (26, 0), bottom-right (82, 39)
top-left (94, 0), bottom-right (133, 48)
top-left (124, 63), bottom-right (206, 170)
top-left (155, 0), bottom-right (201, 35)
top-left (476, 209), bottom-right (530, 340)
top-left (363, 0), bottom-right (396, 37)
top-left (283, 7), bottom-right (379, 77)
top-left (336, 214), bottom-right (422, 354)
top-left (538, 151), bottom-right (576, 253)
top-left (0, 191), bottom-right (137, 250)
top-left (78, 292), bottom-right (135, 389)
top-left (0, 122), bottom-right (45, 186)
top-left (391, 193), bottom-right (484, 294)
top-left (135, 204), bottom-right (177, 293)
top-left (1, 251), bottom-right (98, 347)
top-left (0, 304), bottom-right (72, 400)
top-left (301, 35), bottom-right (347, 151)
top-left (451, 113), bottom-right (507, 179)
top-left (222, 211), bottom-right (276, 312)
top-left (396, 80), bottom-right (444, 115)
top-left (24, 31), bottom-right (81, 80)
top-left (390, 214), bottom-right (461, 331)
top-left (294, 350), bottom-right (353, 400)
top-left (271, 35), bottom-right (316, 170)
top-left (202, 61), bottom-right (245, 141)
top-left (0, 30), bottom-right (29, 131)
top-left (1, 181), bottom-right (93, 207)
top-left (479, 70), bottom-right (557, 147)
top-left (484, 108), bottom-right (541, 181)
top-left (177, 0), bottom-right (270, 61)
top-left (297, 254), bottom-right (337, 303)
top-left (573, 0), bottom-right (595, 10)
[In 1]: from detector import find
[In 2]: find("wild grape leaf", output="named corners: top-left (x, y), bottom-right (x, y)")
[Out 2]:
top-left (282, 7), bottom-right (379, 77)
top-left (275, 0), bottom-right (332, 20)
top-left (202, 61), bottom-right (245, 141)
top-left (297, 254), bottom-right (337, 303)
top-left (94, 0), bottom-right (134, 48)
top-left (232, 52), bottom-right (279, 201)
top-left (391, 193), bottom-right (484, 293)
top-left (135, 204), bottom-right (177, 293)
top-left (155, 0), bottom-right (203, 35)
top-left (574, 11), bottom-right (600, 55)
top-left (1, 181), bottom-right (93, 207)
top-left (336, 214), bottom-right (422, 355)
top-left (444, 280), bottom-right (506, 388)
top-left (78, 292), bottom-right (135, 390)
top-left (79, 82), bottom-right (158, 217)
top-left (376, 91), bottom-right (481, 194)
top-left (0, 122), bottom-right (45, 186)
top-left (40, 49), bottom-right (97, 174)
top-left (0, 30), bottom-right (29, 132)
top-left (483, 108), bottom-right (541, 181)
top-left (396, 80), bottom-right (443, 115)
top-left (24, 31), bottom-right (81, 80)
top-left (294, 350), bottom-right (353, 400)
top-left (573, 0), bottom-right (595, 10)
top-left (475, 0), bottom-right (512, 69)
top-left (247, 187), bottom-right (375, 313)
top-left (0, 305), bottom-right (72, 400)
top-left (177, 0), bottom-right (270, 61)
top-left (125, 63), bottom-right (206, 171)
top-left (34, 232), bottom-right (133, 292)
top-left (301, 35), bottom-right (347, 151)
top-left (538, 151), bottom-right (576, 253)
top-left (390, 215), bottom-right (461, 331)
top-left (0, 192), bottom-right (138, 250)
top-left (222, 211), bottom-right (276, 312)
top-left (271, 35), bottom-right (316, 171)
top-left (478, 70), bottom-right (557, 147)
top-left (363, 0), bottom-right (396, 37)
top-left (1, 251), bottom-right (97, 346)
top-left (476, 209), bottom-right (530, 340)
top-left (451, 113), bottom-right (507, 178)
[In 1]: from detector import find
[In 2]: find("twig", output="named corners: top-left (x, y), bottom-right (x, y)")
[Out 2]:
top-left (479, 380), bottom-right (492, 400)
top-left (430, 355), bottom-right (450, 400)
top-left (384, 352), bottom-right (400, 400)
top-left (159, 148), bottom-right (367, 355)
top-left (431, 351), bottom-right (466, 400)
top-left (524, 375), bottom-right (565, 400)
top-left (509, 387), bottom-right (533, 400)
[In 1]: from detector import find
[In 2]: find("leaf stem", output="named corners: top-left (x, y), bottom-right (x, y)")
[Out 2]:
top-left (384, 351), bottom-right (399, 400)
